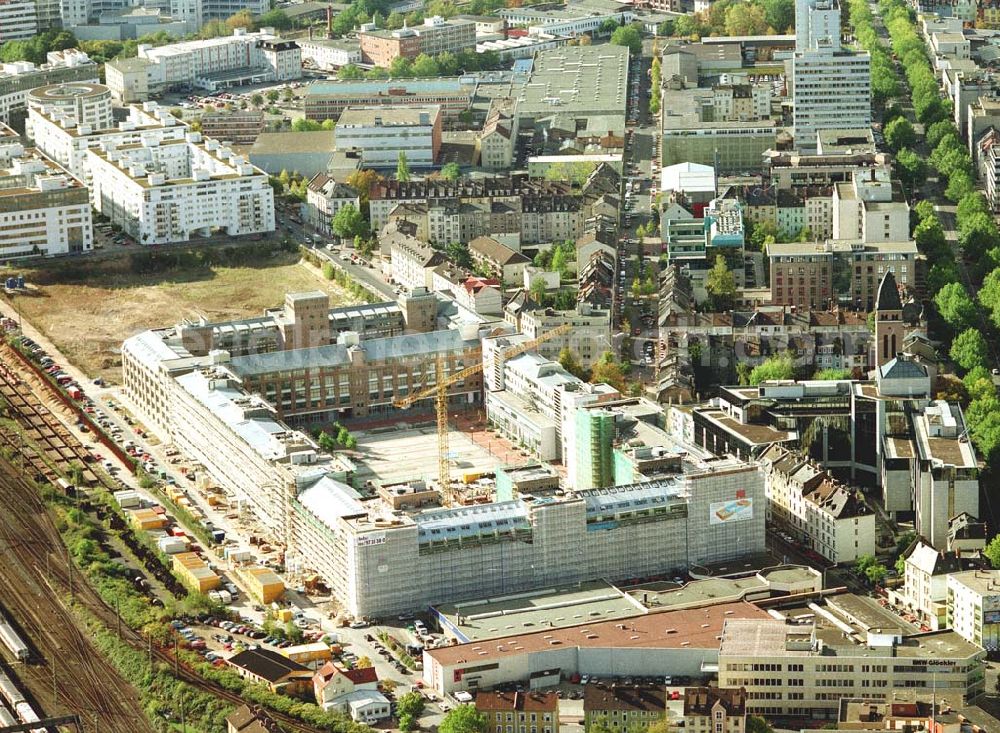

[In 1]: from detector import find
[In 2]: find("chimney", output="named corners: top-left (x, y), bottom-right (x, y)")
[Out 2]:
top-left (514, 691), bottom-right (519, 710)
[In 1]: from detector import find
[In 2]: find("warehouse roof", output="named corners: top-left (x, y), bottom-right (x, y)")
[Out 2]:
top-left (433, 580), bottom-right (641, 643)
top-left (228, 328), bottom-right (474, 377)
top-left (427, 601), bottom-right (770, 667)
top-left (250, 131), bottom-right (336, 155)
top-left (228, 648), bottom-right (309, 683)
top-left (338, 105), bottom-right (441, 127)
top-left (305, 78), bottom-right (471, 96)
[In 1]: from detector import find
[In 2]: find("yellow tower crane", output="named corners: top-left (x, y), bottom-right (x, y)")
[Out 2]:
top-left (392, 324), bottom-right (573, 501)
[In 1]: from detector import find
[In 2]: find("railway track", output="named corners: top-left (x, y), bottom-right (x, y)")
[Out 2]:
top-left (0, 353), bottom-right (328, 733)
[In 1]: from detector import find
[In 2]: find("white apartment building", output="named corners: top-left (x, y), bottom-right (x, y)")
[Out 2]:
top-left (27, 82), bottom-right (114, 131)
top-left (335, 105), bottom-right (441, 168)
top-left (758, 444), bottom-right (876, 564)
top-left (0, 147), bottom-right (92, 258)
top-left (791, 0), bottom-right (871, 153)
top-left (483, 344), bottom-right (617, 463)
top-left (304, 173), bottom-right (360, 234)
top-left (385, 225), bottom-right (448, 291)
top-left (792, 47), bottom-right (871, 153)
top-left (297, 38), bottom-right (362, 70)
top-left (900, 539), bottom-right (961, 630)
top-left (947, 570), bottom-right (1000, 652)
top-left (913, 401), bottom-right (979, 549)
top-left (0, 0), bottom-right (38, 41)
top-left (200, 0), bottom-right (266, 20)
top-left (718, 615), bottom-right (985, 719)
top-left (30, 102), bottom-right (189, 185)
top-left (507, 303), bottom-right (612, 369)
top-left (106, 29), bottom-right (301, 102)
top-left (88, 133), bottom-right (275, 245)
top-left (795, 0), bottom-right (839, 51)
top-left (832, 168), bottom-right (910, 243)
top-left (0, 50), bottom-right (97, 124)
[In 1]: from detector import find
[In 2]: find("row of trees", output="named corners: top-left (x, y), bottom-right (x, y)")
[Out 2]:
top-left (648, 57), bottom-right (661, 116)
top-left (846, 0), bottom-right (900, 109)
top-left (871, 0), bottom-right (1000, 463)
top-left (338, 48), bottom-right (503, 81)
top-left (663, 0), bottom-right (794, 39)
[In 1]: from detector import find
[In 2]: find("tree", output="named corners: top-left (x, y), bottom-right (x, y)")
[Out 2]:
top-left (386, 10), bottom-right (405, 28)
top-left (935, 282), bottom-right (977, 332)
top-left (389, 55), bottom-right (414, 77)
top-left (985, 535), bottom-right (1000, 569)
top-left (398, 691), bottom-right (426, 720)
top-left (895, 530), bottom-right (917, 557)
top-left (332, 203), bottom-right (368, 240)
top-left (440, 162), bottom-right (461, 181)
top-left (946, 169), bottom-right (975, 202)
top-left (705, 255), bottom-right (736, 309)
top-left (558, 347), bottom-right (586, 379)
top-left (610, 25), bottom-right (642, 55)
top-left (529, 277), bottom-right (548, 304)
top-left (225, 9), bottom-right (255, 30)
top-left (292, 118), bottom-right (323, 132)
top-left (443, 241), bottom-right (471, 269)
top-left (250, 93), bottom-right (263, 107)
top-left (258, 8), bottom-right (292, 29)
top-left (950, 328), bottom-right (989, 372)
top-left (865, 562), bottom-right (888, 586)
top-left (965, 365), bottom-right (996, 402)
top-left (599, 17), bottom-right (621, 35)
top-left (266, 89), bottom-right (280, 104)
top-left (590, 351), bottom-right (627, 392)
top-left (855, 553), bottom-right (876, 576)
top-left (884, 117), bottom-right (916, 152)
top-left (356, 655), bottom-right (373, 668)
top-left (317, 431), bottom-right (337, 452)
top-left (551, 247), bottom-right (568, 278)
top-left (895, 148), bottom-right (927, 190)
top-left (724, 3), bottom-right (768, 35)
top-left (338, 63), bottom-right (365, 80)
top-left (760, 0), bottom-right (794, 31)
top-left (346, 169), bottom-right (382, 208)
top-left (813, 368), bottom-right (850, 380)
top-left (439, 706), bottom-right (488, 733)
top-left (749, 354), bottom-right (794, 385)
top-left (337, 426), bottom-right (351, 445)
top-left (412, 52), bottom-right (440, 77)
top-left (397, 151), bottom-right (411, 182)
top-left (747, 716), bottom-right (774, 733)
top-left (926, 119), bottom-right (958, 149)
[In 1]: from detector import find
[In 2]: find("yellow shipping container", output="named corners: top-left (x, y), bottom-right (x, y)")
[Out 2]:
top-left (276, 608), bottom-right (293, 622)
top-left (242, 566), bottom-right (285, 604)
top-left (172, 552), bottom-right (220, 593)
top-left (281, 642), bottom-right (331, 664)
top-left (128, 508), bottom-right (167, 532)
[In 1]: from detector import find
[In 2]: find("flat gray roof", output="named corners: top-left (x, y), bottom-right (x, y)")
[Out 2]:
top-left (514, 45), bottom-right (629, 119)
top-left (433, 580), bottom-right (644, 642)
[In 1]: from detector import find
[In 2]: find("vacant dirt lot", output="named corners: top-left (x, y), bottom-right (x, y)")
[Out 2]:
top-left (7, 248), bottom-right (357, 383)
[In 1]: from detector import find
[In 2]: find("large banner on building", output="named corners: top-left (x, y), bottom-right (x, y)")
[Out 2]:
top-left (710, 494), bottom-right (753, 525)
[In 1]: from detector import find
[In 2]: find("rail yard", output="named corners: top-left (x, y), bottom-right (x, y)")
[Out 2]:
top-left (0, 340), bottom-right (329, 733)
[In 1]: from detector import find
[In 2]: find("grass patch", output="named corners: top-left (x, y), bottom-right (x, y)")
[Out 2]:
top-left (7, 242), bottom-right (360, 383)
